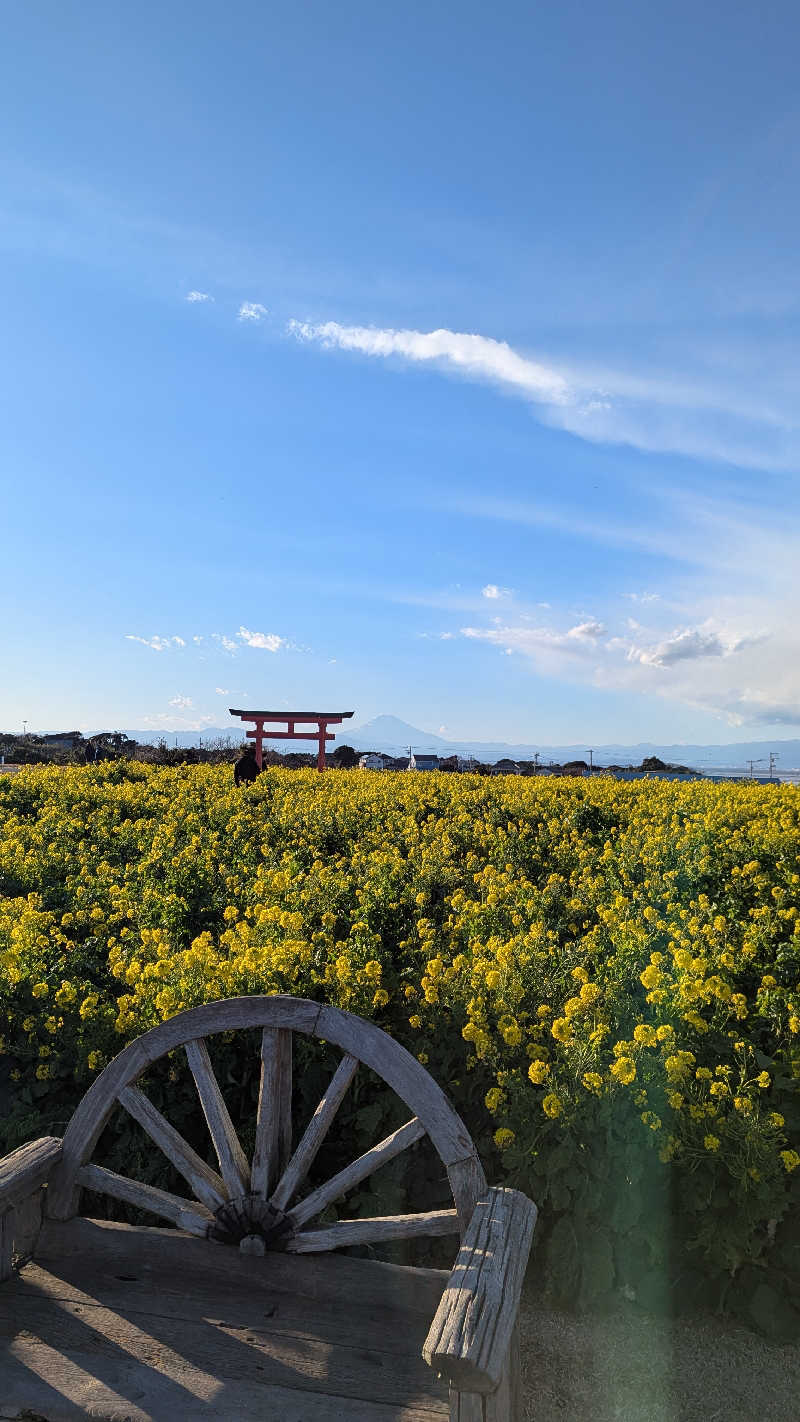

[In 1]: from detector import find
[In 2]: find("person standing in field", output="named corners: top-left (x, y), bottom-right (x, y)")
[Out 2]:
top-left (234, 744), bottom-right (260, 786)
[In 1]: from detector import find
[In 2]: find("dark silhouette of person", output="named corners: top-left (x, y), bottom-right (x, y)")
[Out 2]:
top-left (234, 745), bottom-right (260, 786)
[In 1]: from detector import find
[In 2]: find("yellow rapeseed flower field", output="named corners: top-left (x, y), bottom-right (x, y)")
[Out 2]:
top-left (1, 762), bottom-right (798, 1315)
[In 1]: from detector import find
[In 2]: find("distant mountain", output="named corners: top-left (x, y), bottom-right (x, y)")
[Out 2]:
top-left (112, 716), bottom-right (800, 772)
top-left (344, 717), bottom-right (800, 771)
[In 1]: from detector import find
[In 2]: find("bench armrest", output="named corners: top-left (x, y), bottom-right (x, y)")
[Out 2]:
top-left (0, 1137), bottom-right (62, 1213)
top-left (422, 1184), bottom-right (537, 1395)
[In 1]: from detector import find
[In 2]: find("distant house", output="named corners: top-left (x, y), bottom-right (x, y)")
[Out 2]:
top-left (492, 758), bottom-right (522, 776)
top-left (409, 753), bottom-right (439, 772)
top-left (359, 752), bottom-right (393, 771)
top-left (41, 731), bottom-right (83, 751)
top-left (457, 756), bottom-right (479, 772)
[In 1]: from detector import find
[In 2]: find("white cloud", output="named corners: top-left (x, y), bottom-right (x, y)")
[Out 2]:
top-left (168, 695), bottom-right (193, 708)
top-left (627, 625), bottom-right (745, 668)
top-left (125, 634), bottom-right (185, 652)
top-left (192, 635), bottom-right (204, 644)
top-left (212, 633), bottom-right (239, 652)
top-left (238, 302), bottom-right (268, 322)
top-left (237, 626), bottom-right (285, 652)
top-left (186, 290), bottom-right (213, 303)
top-left (215, 687), bottom-right (229, 695)
top-left (289, 319), bottom-right (570, 405)
top-left (142, 712), bottom-right (218, 732)
top-left (461, 619), bottom-right (607, 661)
top-left (288, 316), bottom-right (800, 474)
top-left (482, 583), bottom-right (512, 600)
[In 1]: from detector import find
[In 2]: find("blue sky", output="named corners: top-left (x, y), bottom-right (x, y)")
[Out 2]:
top-left (3, 1), bottom-right (800, 743)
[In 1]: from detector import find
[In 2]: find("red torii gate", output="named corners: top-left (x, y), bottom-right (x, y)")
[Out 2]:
top-left (229, 709), bottom-right (354, 773)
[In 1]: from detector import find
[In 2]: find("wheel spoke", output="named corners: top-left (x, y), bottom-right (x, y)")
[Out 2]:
top-left (76, 1162), bottom-right (213, 1236)
top-left (287, 1116), bottom-right (426, 1232)
top-left (286, 1209), bottom-right (460, 1253)
top-left (185, 1038), bottom-right (250, 1197)
top-left (117, 1084), bottom-right (227, 1212)
top-left (269, 1052), bottom-right (358, 1212)
top-left (251, 1026), bottom-right (292, 1198)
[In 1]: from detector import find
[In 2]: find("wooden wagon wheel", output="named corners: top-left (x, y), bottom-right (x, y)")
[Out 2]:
top-left (46, 997), bottom-right (487, 1257)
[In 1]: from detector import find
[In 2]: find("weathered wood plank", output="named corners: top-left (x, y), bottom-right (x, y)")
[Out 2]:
top-left (0, 1136), bottom-right (61, 1212)
top-left (0, 1340), bottom-right (448, 1421)
top-left (1, 1251), bottom-right (450, 1416)
top-left (76, 1164), bottom-right (213, 1237)
top-left (184, 1037), bottom-right (251, 1196)
top-left (48, 997), bottom-right (320, 1220)
top-left (9, 1189), bottom-right (44, 1262)
top-left (447, 1155), bottom-right (488, 1235)
top-left (252, 1026), bottom-right (293, 1197)
top-left (315, 1004), bottom-right (476, 1167)
top-left (485, 1322), bottom-right (521, 1422)
top-left (35, 1216), bottom-right (450, 1320)
top-left (118, 1083), bottom-right (228, 1211)
top-left (0, 1208), bottom-right (14, 1283)
top-left (288, 1209), bottom-right (461, 1253)
top-left (449, 1390), bottom-right (484, 1422)
top-left (270, 1051), bottom-right (359, 1211)
top-left (288, 1116), bottom-right (427, 1231)
top-left (423, 1188), bottom-right (537, 1396)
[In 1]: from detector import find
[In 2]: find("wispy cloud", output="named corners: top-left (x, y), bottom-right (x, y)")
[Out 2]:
top-left (215, 687), bottom-right (229, 695)
top-left (237, 626), bottom-right (285, 651)
top-left (288, 317), bottom-right (800, 475)
top-left (289, 319), bottom-right (569, 404)
top-left (185, 290), bottom-right (213, 303)
top-left (125, 634), bottom-right (185, 652)
top-left (482, 583), bottom-right (512, 600)
top-left (168, 694), bottom-right (193, 708)
top-left (238, 301), bottom-right (268, 322)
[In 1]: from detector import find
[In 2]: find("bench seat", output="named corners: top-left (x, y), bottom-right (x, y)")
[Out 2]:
top-left (0, 1217), bottom-right (451, 1421)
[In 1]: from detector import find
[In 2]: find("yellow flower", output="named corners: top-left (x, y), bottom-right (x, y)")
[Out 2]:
top-left (582, 1071), bottom-right (603, 1093)
top-left (494, 1127), bottom-right (515, 1149)
top-left (770, 1112), bottom-right (785, 1127)
top-left (372, 989), bottom-right (389, 1008)
top-left (633, 1024), bottom-right (657, 1047)
top-left (31, 982), bottom-right (49, 998)
top-left (485, 1088), bottom-right (505, 1113)
top-left (667, 1091), bottom-right (684, 1110)
top-left (551, 1016), bottom-right (572, 1043)
top-left (610, 1056), bottom-right (636, 1085)
top-left (408, 1014), bottom-right (422, 1029)
top-left (704, 1135), bottom-right (720, 1151)
top-left (780, 1150), bottom-right (800, 1173)
top-left (542, 1093), bottom-right (562, 1119)
top-left (756, 1071), bottom-right (770, 1089)
top-left (528, 1060), bottom-right (550, 1085)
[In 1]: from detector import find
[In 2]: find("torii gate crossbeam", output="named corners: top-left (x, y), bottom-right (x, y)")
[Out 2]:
top-left (229, 709), bottom-right (354, 772)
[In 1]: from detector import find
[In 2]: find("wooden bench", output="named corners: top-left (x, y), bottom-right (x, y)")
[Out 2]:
top-left (0, 995), bottom-right (537, 1421)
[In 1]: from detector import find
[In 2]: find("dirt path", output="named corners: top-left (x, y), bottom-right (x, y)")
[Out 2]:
top-left (519, 1299), bottom-right (799, 1421)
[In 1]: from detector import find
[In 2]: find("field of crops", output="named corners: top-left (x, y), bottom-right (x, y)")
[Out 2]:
top-left (1, 763), bottom-right (799, 1331)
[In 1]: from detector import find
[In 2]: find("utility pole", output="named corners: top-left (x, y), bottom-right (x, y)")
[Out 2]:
top-left (588, 749), bottom-right (593, 775)
top-left (746, 758), bottom-right (764, 779)
top-left (769, 751), bottom-right (778, 782)
top-left (22, 720), bottom-right (27, 737)
top-left (533, 752), bottom-right (540, 775)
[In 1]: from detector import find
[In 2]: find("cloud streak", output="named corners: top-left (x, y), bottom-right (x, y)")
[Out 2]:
top-left (288, 317), bottom-right (800, 474)
top-left (288, 319), bottom-right (570, 405)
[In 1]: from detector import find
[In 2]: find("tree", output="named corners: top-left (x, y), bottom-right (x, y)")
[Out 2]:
top-left (331, 744), bottom-right (360, 769)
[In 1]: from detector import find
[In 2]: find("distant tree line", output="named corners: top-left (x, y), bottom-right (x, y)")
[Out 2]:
top-left (0, 732), bottom-right (698, 778)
